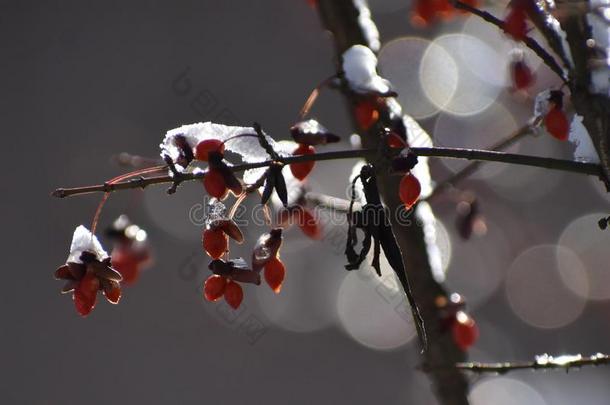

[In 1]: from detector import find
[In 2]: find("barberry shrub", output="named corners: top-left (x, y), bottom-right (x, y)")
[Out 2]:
top-left (50, 0), bottom-right (610, 404)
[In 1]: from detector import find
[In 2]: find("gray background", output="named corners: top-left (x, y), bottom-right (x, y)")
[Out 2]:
top-left (2, 0), bottom-right (610, 404)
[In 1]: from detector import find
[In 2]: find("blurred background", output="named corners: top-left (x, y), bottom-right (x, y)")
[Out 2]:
top-left (3, 0), bottom-right (610, 404)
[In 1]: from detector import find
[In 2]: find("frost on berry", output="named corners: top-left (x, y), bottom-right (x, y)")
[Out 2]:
top-left (55, 226), bottom-right (123, 316)
top-left (252, 228), bottom-right (283, 272)
top-left (205, 199), bottom-right (244, 243)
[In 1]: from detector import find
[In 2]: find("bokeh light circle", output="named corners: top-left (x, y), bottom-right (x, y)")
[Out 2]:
top-left (433, 103), bottom-right (519, 180)
top-left (337, 268), bottom-right (416, 350)
top-left (379, 37), bottom-right (445, 119)
top-left (505, 244), bottom-right (587, 329)
top-left (256, 244), bottom-right (341, 333)
top-left (559, 212), bottom-right (610, 301)
top-left (469, 377), bottom-right (547, 405)
top-left (422, 34), bottom-right (504, 116)
top-left (445, 218), bottom-right (511, 308)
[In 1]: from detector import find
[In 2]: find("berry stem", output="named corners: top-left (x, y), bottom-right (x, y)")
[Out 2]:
top-left (89, 165), bottom-right (167, 235)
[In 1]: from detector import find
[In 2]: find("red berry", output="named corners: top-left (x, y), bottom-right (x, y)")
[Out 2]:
top-left (451, 311), bottom-right (479, 351)
top-left (290, 144), bottom-right (315, 181)
top-left (411, 0), bottom-right (437, 26)
top-left (544, 107), bottom-right (569, 141)
top-left (203, 228), bottom-right (228, 259)
top-left (297, 208), bottom-right (322, 240)
top-left (387, 131), bottom-right (406, 149)
top-left (511, 60), bottom-right (534, 90)
top-left (224, 280), bottom-right (243, 309)
top-left (204, 275), bottom-right (227, 302)
top-left (503, 5), bottom-right (527, 41)
top-left (399, 173), bottom-right (421, 209)
top-left (111, 248), bottom-right (140, 285)
top-left (195, 139), bottom-right (225, 161)
top-left (204, 169), bottom-right (228, 199)
top-left (103, 282), bottom-right (121, 304)
top-left (74, 272), bottom-right (99, 317)
top-left (411, 0), bottom-right (454, 26)
top-left (264, 257), bottom-right (286, 294)
top-left (354, 101), bottom-right (379, 130)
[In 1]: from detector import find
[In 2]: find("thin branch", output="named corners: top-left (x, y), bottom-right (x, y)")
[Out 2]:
top-left (52, 147), bottom-right (603, 198)
top-left (425, 121), bottom-right (537, 202)
top-left (452, 353), bottom-right (610, 374)
top-left (453, 0), bottom-right (568, 83)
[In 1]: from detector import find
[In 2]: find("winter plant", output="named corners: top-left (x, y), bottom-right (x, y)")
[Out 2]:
top-left (52, 1), bottom-right (610, 404)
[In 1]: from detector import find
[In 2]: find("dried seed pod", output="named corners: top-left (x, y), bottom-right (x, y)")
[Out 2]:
top-left (261, 164), bottom-right (288, 207)
top-left (392, 154), bottom-right (419, 173)
top-left (208, 258), bottom-right (261, 285)
top-left (208, 151), bottom-right (243, 196)
top-left (290, 119), bottom-right (340, 145)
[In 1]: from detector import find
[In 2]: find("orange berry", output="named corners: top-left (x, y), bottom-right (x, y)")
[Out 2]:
top-left (290, 144), bottom-right (315, 181)
top-left (544, 107), bottom-right (569, 141)
top-left (297, 208), bottom-right (322, 240)
top-left (451, 311), bottom-right (479, 351)
top-left (264, 257), bottom-right (286, 294)
top-left (387, 131), bottom-right (406, 149)
top-left (74, 272), bottom-right (99, 317)
top-left (195, 139), bottom-right (225, 161)
top-left (203, 228), bottom-right (228, 259)
top-left (511, 60), bottom-right (534, 90)
top-left (103, 282), bottom-right (121, 304)
top-left (204, 169), bottom-right (228, 199)
top-left (354, 101), bottom-right (379, 130)
top-left (224, 280), bottom-right (243, 309)
top-left (204, 275), bottom-right (227, 302)
top-left (111, 248), bottom-right (140, 285)
top-left (399, 173), bottom-right (421, 209)
top-left (503, 4), bottom-right (527, 41)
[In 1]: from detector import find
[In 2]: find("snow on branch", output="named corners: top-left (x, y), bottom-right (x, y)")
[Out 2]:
top-left (453, 353), bottom-right (610, 374)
